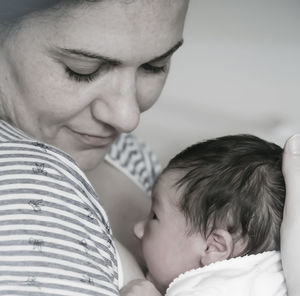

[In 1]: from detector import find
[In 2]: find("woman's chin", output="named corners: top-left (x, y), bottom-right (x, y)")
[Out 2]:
top-left (73, 149), bottom-right (108, 172)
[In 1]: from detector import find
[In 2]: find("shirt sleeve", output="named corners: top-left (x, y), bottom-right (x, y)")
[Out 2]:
top-left (0, 139), bottom-right (120, 296)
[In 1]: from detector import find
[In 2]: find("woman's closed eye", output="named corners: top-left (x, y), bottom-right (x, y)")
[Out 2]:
top-left (141, 59), bottom-right (170, 74)
top-left (141, 63), bottom-right (168, 74)
top-left (65, 66), bottom-right (99, 82)
top-left (65, 62), bottom-right (167, 83)
top-left (64, 61), bottom-right (114, 83)
top-left (63, 58), bottom-right (169, 82)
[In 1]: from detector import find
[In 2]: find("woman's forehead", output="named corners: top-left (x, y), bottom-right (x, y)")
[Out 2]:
top-left (1, 0), bottom-right (188, 30)
top-left (59, 0), bottom-right (188, 30)
top-left (12, 0), bottom-right (187, 64)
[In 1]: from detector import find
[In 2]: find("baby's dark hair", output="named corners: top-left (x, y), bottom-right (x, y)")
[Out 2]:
top-left (165, 134), bottom-right (285, 255)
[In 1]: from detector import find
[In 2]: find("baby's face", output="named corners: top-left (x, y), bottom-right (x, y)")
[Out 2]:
top-left (134, 170), bottom-right (206, 293)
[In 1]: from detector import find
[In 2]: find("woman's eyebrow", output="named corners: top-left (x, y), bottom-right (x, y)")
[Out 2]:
top-left (148, 39), bottom-right (184, 63)
top-left (55, 39), bottom-right (183, 65)
top-left (54, 47), bottom-right (121, 65)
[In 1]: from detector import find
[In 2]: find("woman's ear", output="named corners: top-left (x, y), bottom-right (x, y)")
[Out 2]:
top-left (200, 229), bottom-right (233, 266)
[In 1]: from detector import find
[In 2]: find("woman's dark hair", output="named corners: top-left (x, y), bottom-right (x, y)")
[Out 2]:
top-left (165, 134), bottom-right (285, 255)
top-left (0, 0), bottom-right (104, 24)
top-left (0, 1), bottom-right (63, 23)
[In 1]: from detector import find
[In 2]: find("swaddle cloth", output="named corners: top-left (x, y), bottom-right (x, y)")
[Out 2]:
top-left (166, 251), bottom-right (287, 296)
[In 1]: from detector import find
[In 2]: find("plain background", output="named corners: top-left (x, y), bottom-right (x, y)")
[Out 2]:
top-left (134, 0), bottom-right (300, 167)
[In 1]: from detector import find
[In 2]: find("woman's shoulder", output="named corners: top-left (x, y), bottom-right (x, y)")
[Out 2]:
top-left (0, 120), bottom-right (82, 177)
top-left (0, 119), bottom-right (34, 141)
top-left (0, 120), bottom-right (110, 226)
top-left (105, 133), bottom-right (161, 195)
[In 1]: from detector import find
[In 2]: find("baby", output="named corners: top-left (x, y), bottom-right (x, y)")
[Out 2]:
top-left (120, 134), bottom-right (287, 296)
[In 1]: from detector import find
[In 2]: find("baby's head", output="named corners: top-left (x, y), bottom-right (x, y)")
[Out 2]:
top-left (134, 134), bottom-right (285, 293)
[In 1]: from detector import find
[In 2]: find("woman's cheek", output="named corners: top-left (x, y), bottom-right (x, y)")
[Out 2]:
top-left (138, 74), bottom-right (169, 112)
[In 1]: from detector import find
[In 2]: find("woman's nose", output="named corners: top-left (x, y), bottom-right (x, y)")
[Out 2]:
top-left (133, 220), bottom-right (145, 239)
top-left (91, 69), bottom-right (140, 133)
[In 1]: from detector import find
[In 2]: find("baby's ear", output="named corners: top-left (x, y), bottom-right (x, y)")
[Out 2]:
top-left (200, 229), bottom-right (233, 266)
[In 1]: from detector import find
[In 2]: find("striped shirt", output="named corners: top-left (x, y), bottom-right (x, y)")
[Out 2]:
top-left (0, 120), bottom-right (160, 296)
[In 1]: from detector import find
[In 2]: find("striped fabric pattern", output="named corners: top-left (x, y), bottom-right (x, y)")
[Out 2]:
top-left (106, 133), bottom-right (161, 195)
top-left (0, 121), bottom-right (119, 296)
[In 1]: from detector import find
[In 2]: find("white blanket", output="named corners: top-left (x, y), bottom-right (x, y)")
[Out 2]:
top-left (166, 251), bottom-right (287, 296)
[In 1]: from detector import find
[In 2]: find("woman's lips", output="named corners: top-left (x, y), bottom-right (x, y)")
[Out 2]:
top-left (69, 128), bottom-right (116, 147)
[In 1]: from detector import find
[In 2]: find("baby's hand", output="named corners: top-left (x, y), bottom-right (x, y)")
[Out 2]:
top-left (120, 279), bottom-right (162, 296)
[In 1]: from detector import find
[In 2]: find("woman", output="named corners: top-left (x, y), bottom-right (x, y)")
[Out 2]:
top-left (0, 1), bottom-right (298, 296)
top-left (0, 1), bottom-right (188, 295)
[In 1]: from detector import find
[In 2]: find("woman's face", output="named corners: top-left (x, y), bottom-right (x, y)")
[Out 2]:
top-left (0, 0), bottom-right (188, 171)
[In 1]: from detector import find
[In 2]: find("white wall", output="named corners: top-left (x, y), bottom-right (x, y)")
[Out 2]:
top-left (134, 0), bottom-right (300, 166)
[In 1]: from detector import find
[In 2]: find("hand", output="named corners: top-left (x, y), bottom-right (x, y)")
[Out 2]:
top-left (120, 279), bottom-right (162, 296)
top-left (281, 134), bottom-right (300, 296)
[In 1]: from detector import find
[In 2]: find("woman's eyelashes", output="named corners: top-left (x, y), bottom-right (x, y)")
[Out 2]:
top-left (65, 66), bottom-right (99, 82)
top-left (64, 61), bottom-right (168, 83)
top-left (141, 63), bottom-right (168, 74)
top-left (64, 62), bottom-right (112, 83)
